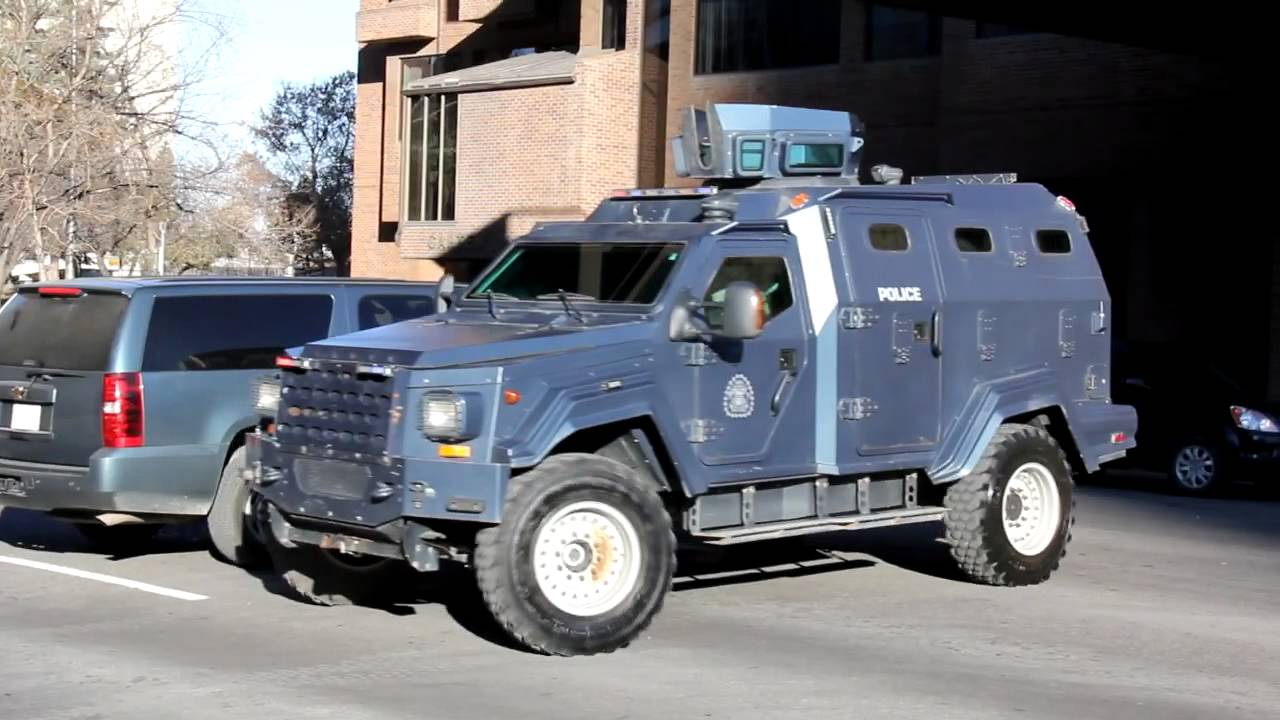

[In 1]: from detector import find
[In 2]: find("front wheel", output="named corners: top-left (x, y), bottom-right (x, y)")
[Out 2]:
top-left (943, 423), bottom-right (1075, 587)
top-left (473, 453), bottom-right (676, 656)
top-left (1169, 441), bottom-right (1222, 495)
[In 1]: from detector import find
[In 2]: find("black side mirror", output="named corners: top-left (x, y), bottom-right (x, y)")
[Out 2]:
top-left (436, 273), bottom-right (456, 314)
top-left (668, 281), bottom-right (765, 342)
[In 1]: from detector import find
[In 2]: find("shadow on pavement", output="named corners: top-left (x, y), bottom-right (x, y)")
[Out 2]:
top-left (0, 506), bottom-right (209, 561)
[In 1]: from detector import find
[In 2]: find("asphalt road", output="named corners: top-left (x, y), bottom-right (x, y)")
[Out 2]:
top-left (1, 474), bottom-right (1276, 720)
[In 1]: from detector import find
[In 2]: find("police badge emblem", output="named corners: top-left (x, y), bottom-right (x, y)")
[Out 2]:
top-left (723, 374), bottom-right (755, 419)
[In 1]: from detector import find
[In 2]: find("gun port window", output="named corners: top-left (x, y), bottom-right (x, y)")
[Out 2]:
top-left (695, 0), bottom-right (840, 74)
top-left (467, 242), bottom-right (685, 305)
top-left (869, 224), bottom-right (910, 252)
top-left (703, 256), bottom-right (793, 329)
top-left (955, 228), bottom-right (993, 253)
top-left (404, 93), bottom-right (458, 223)
top-left (738, 139), bottom-right (766, 172)
top-left (1036, 229), bottom-right (1072, 254)
top-left (785, 143), bottom-right (843, 171)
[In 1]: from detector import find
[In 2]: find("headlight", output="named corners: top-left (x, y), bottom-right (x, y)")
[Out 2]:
top-left (253, 376), bottom-right (282, 416)
top-left (1231, 405), bottom-right (1279, 433)
top-left (421, 390), bottom-right (467, 440)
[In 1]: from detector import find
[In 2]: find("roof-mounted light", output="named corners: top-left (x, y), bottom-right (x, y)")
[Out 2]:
top-left (609, 186), bottom-right (718, 199)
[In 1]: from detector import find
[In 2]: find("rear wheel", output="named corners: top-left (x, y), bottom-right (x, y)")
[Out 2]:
top-left (207, 446), bottom-right (270, 568)
top-left (473, 453), bottom-right (675, 656)
top-left (943, 423), bottom-right (1075, 586)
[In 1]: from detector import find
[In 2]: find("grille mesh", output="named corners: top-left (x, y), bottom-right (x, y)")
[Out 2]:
top-left (276, 366), bottom-right (393, 454)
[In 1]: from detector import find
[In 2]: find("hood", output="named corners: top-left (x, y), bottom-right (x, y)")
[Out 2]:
top-left (297, 311), bottom-right (653, 368)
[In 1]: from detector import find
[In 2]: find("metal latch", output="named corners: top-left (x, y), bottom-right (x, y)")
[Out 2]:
top-left (839, 397), bottom-right (877, 420)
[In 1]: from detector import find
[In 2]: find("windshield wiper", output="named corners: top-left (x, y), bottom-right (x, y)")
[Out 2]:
top-left (535, 290), bottom-right (591, 322)
top-left (483, 290), bottom-right (517, 320)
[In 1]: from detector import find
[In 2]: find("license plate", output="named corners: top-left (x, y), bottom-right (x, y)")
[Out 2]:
top-left (8, 403), bottom-right (42, 432)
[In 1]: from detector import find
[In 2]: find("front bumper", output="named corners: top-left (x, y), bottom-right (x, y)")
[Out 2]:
top-left (249, 434), bottom-right (511, 528)
top-left (1225, 427), bottom-right (1280, 467)
top-left (0, 444), bottom-right (221, 518)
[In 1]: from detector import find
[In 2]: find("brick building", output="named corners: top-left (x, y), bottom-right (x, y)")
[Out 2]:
top-left (350, 2), bottom-right (1266, 394)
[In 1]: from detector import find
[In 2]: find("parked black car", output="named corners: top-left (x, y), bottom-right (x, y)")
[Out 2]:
top-left (1110, 342), bottom-right (1280, 494)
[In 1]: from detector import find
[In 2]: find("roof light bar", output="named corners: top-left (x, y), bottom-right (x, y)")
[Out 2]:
top-left (609, 186), bottom-right (718, 199)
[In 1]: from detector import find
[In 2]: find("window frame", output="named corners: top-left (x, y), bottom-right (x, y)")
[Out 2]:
top-left (401, 91), bottom-right (459, 225)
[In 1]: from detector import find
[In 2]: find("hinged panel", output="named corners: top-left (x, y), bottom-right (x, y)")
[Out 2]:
top-left (680, 343), bottom-right (717, 366)
top-left (978, 310), bottom-right (997, 361)
top-left (683, 418), bottom-right (723, 443)
top-left (840, 306), bottom-right (879, 329)
top-left (893, 314), bottom-right (913, 364)
top-left (839, 397), bottom-right (878, 420)
top-left (1058, 308), bottom-right (1077, 358)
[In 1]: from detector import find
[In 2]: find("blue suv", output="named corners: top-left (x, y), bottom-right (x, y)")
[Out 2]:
top-left (0, 276), bottom-right (453, 565)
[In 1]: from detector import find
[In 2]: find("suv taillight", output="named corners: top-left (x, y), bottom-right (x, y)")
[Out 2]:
top-left (103, 372), bottom-right (144, 448)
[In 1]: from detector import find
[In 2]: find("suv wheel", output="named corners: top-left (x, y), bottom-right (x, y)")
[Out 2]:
top-left (473, 453), bottom-right (676, 656)
top-left (207, 446), bottom-right (269, 568)
top-left (943, 423), bottom-right (1075, 587)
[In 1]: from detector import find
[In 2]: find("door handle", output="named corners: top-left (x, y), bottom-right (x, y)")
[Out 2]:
top-left (771, 371), bottom-right (793, 415)
top-left (930, 309), bottom-right (942, 357)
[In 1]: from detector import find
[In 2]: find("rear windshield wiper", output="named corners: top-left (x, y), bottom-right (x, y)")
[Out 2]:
top-left (535, 290), bottom-right (593, 322)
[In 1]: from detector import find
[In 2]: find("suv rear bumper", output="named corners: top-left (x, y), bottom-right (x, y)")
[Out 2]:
top-left (0, 445), bottom-right (222, 518)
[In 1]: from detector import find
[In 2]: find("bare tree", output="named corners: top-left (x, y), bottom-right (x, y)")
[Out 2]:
top-left (0, 0), bottom-right (229, 286)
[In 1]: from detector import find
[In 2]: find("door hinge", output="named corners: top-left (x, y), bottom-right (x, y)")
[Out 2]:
top-left (684, 418), bottom-right (723, 443)
top-left (681, 343), bottom-right (716, 366)
top-left (978, 310), bottom-right (997, 361)
top-left (1091, 301), bottom-right (1107, 334)
top-left (1058, 309), bottom-right (1076, 358)
top-left (840, 306), bottom-right (879, 329)
top-left (839, 397), bottom-right (878, 420)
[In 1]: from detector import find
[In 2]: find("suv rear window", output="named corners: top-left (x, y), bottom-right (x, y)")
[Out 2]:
top-left (0, 290), bottom-right (129, 370)
top-left (357, 294), bottom-right (435, 330)
top-left (142, 294), bottom-right (333, 371)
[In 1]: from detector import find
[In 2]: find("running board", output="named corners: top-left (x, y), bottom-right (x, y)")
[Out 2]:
top-left (690, 506), bottom-right (946, 545)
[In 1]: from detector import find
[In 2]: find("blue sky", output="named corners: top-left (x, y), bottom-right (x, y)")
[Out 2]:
top-left (178, 0), bottom-right (360, 160)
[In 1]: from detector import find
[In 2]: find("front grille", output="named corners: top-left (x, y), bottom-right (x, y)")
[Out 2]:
top-left (293, 458), bottom-right (372, 500)
top-left (276, 363), bottom-right (394, 454)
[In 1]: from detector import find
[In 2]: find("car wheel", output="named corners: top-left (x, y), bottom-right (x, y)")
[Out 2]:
top-left (473, 452), bottom-right (676, 656)
top-left (1169, 441), bottom-right (1221, 494)
top-left (207, 445), bottom-right (269, 568)
top-left (943, 423), bottom-right (1076, 587)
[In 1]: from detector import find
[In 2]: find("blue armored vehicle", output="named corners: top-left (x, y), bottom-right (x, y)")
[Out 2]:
top-left (244, 103), bottom-right (1137, 656)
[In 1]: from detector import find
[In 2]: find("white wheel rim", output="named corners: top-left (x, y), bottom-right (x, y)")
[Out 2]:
top-left (532, 500), bottom-right (642, 617)
top-left (1000, 462), bottom-right (1062, 556)
top-left (1174, 446), bottom-right (1215, 489)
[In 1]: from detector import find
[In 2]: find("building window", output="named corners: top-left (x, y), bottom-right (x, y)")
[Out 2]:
top-left (695, 0), bottom-right (840, 75)
top-left (602, 0), bottom-right (626, 50)
top-left (404, 93), bottom-right (458, 223)
top-left (865, 3), bottom-right (941, 61)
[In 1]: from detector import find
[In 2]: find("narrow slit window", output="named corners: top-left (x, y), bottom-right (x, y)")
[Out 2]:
top-left (1036, 229), bottom-right (1072, 254)
top-left (869, 224), bottom-right (909, 252)
top-left (955, 227), bottom-right (993, 253)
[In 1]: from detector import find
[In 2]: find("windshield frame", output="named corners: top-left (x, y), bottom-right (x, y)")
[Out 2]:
top-left (459, 239), bottom-right (692, 311)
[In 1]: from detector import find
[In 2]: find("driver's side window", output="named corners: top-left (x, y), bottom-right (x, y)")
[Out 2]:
top-left (702, 256), bottom-right (794, 330)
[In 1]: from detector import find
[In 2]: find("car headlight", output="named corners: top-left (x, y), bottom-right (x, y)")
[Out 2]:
top-left (253, 375), bottom-right (282, 417)
top-left (1231, 405), bottom-right (1279, 433)
top-left (421, 390), bottom-right (474, 441)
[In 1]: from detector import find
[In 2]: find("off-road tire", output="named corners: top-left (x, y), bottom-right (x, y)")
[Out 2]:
top-left (263, 525), bottom-right (409, 607)
top-left (473, 453), bottom-right (676, 657)
top-left (943, 423), bottom-right (1075, 586)
top-left (207, 446), bottom-right (268, 568)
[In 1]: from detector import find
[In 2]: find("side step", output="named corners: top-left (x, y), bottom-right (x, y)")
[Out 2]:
top-left (691, 506), bottom-right (945, 545)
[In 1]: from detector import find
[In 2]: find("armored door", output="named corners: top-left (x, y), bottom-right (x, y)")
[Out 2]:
top-left (683, 240), bottom-right (814, 473)
top-left (836, 210), bottom-right (943, 457)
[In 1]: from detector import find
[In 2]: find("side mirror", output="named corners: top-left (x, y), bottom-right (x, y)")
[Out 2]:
top-left (718, 281), bottom-right (766, 340)
top-left (436, 273), bottom-right (456, 314)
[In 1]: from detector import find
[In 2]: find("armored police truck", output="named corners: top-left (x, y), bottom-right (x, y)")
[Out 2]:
top-left (244, 103), bottom-right (1137, 656)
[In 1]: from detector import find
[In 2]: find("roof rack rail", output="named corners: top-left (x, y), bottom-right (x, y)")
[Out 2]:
top-left (910, 173), bottom-right (1017, 185)
top-left (824, 189), bottom-right (955, 205)
top-left (710, 220), bottom-right (792, 236)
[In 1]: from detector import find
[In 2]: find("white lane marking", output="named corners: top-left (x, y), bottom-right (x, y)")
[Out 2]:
top-left (0, 555), bottom-right (209, 601)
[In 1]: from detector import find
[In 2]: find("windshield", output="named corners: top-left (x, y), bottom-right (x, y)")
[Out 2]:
top-left (467, 242), bottom-right (685, 304)
top-left (0, 289), bottom-right (129, 370)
